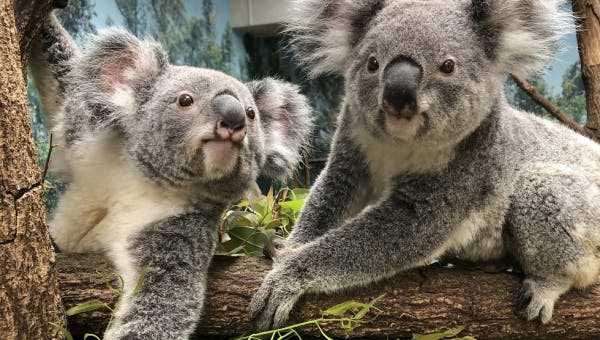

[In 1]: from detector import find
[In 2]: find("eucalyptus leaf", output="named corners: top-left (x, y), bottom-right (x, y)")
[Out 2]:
top-left (278, 199), bottom-right (306, 212)
top-left (49, 322), bottom-right (74, 340)
top-left (65, 300), bottom-right (111, 316)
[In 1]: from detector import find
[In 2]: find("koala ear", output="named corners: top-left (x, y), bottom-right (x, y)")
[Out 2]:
top-left (470, 0), bottom-right (570, 77)
top-left (74, 28), bottom-right (168, 114)
top-left (247, 78), bottom-right (313, 181)
top-left (286, 0), bottom-right (384, 77)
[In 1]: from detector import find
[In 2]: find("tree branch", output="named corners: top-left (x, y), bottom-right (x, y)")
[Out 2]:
top-left (509, 74), bottom-right (589, 137)
top-left (56, 254), bottom-right (600, 339)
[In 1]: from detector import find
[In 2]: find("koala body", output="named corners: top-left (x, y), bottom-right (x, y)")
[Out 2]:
top-left (250, 0), bottom-right (600, 330)
top-left (30, 14), bottom-right (312, 339)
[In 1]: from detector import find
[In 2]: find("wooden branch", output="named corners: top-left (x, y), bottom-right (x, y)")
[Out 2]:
top-left (56, 254), bottom-right (600, 339)
top-left (572, 0), bottom-right (600, 142)
top-left (509, 74), bottom-right (589, 137)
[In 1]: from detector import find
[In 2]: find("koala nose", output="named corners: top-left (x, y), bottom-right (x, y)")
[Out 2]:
top-left (212, 94), bottom-right (247, 142)
top-left (382, 59), bottom-right (422, 119)
top-left (213, 94), bottom-right (247, 131)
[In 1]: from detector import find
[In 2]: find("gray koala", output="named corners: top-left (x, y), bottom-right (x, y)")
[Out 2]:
top-left (29, 13), bottom-right (312, 339)
top-left (250, 0), bottom-right (600, 330)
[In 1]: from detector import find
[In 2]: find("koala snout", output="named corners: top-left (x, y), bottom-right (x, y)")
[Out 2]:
top-left (382, 59), bottom-right (422, 119)
top-left (212, 94), bottom-right (247, 143)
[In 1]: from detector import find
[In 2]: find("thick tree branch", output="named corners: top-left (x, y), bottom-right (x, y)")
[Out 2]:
top-left (56, 254), bottom-right (600, 339)
top-left (572, 0), bottom-right (600, 142)
top-left (509, 74), bottom-right (589, 137)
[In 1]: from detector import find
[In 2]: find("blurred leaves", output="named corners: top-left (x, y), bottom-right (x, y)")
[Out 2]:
top-left (507, 61), bottom-right (587, 125)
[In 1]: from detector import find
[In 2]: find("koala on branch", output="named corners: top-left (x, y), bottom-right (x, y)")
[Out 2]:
top-left (250, 0), bottom-right (600, 330)
top-left (29, 13), bottom-right (312, 340)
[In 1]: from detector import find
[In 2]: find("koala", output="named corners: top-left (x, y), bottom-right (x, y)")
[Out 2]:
top-left (29, 13), bottom-right (312, 339)
top-left (250, 0), bottom-right (600, 330)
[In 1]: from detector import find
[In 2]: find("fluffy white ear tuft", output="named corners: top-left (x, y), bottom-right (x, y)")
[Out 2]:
top-left (71, 28), bottom-right (168, 117)
top-left (471, 0), bottom-right (571, 77)
top-left (286, 0), bottom-right (384, 77)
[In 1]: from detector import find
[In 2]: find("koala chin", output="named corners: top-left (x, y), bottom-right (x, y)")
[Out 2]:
top-left (250, 0), bottom-right (600, 331)
top-left (29, 13), bottom-right (312, 340)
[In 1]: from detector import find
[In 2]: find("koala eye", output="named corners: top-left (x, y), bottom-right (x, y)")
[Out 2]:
top-left (177, 93), bottom-right (194, 107)
top-left (440, 60), bottom-right (455, 74)
top-left (366, 56), bottom-right (379, 73)
top-left (246, 107), bottom-right (256, 120)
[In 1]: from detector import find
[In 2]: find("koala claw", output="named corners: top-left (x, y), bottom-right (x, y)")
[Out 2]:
top-left (250, 269), bottom-right (304, 331)
top-left (517, 278), bottom-right (559, 324)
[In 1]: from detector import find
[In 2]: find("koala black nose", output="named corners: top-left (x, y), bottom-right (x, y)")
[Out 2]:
top-left (212, 94), bottom-right (247, 132)
top-left (382, 59), bottom-right (422, 119)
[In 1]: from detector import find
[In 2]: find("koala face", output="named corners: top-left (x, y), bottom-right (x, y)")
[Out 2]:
top-left (66, 28), bottom-right (312, 190)
top-left (125, 66), bottom-right (262, 186)
top-left (346, 2), bottom-right (498, 146)
top-left (288, 0), bottom-right (569, 147)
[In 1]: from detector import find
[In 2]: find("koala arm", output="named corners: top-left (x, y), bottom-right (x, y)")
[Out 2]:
top-left (250, 187), bottom-right (460, 330)
top-left (29, 12), bottom-right (78, 131)
top-left (287, 132), bottom-right (372, 245)
top-left (103, 210), bottom-right (221, 340)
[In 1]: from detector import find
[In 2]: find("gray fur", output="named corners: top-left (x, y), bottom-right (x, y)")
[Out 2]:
top-left (250, 0), bottom-right (600, 330)
top-left (30, 13), bottom-right (312, 340)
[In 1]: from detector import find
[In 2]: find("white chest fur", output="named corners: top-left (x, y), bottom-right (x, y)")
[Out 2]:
top-left (50, 133), bottom-right (190, 253)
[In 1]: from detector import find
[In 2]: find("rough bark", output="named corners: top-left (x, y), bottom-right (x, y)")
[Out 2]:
top-left (573, 0), bottom-right (600, 142)
top-left (56, 254), bottom-right (600, 339)
top-left (0, 1), bottom-right (64, 339)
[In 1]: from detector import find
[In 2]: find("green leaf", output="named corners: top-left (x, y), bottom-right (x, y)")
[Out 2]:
top-left (324, 301), bottom-right (371, 316)
top-left (412, 326), bottom-right (466, 340)
top-left (83, 333), bottom-right (102, 340)
top-left (49, 322), bottom-right (73, 340)
top-left (130, 263), bottom-right (150, 296)
top-left (266, 186), bottom-right (274, 213)
top-left (324, 294), bottom-right (385, 318)
top-left (290, 188), bottom-right (310, 200)
top-left (264, 219), bottom-right (285, 230)
top-left (278, 199), bottom-right (306, 213)
top-left (65, 300), bottom-right (111, 316)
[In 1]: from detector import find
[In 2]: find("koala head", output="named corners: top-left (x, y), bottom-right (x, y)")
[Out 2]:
top-left (67, 29), bottom-right (312, 191)
top-left (288, 0), bottom-right (569, 147)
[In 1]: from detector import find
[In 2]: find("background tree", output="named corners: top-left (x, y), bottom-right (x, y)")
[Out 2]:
top-left (555, 61), bottom-right (587, 124)
top-left (115, 0), bottom-right (234, 73)
top-left (572, 0), bottom-right (600, 141)
top-left (1, 0), bottom-right (64, 338)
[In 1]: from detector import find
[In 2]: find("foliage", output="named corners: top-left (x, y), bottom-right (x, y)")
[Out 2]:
top-left (56, 0), bottom-right (97, 41)
top-left (115, 0), bottom-right (235, 74)
top-left (217, 187), bottom-right (308, 257)
top-left (236, 295), bottom-right (385, 340)
top-left (507, 61), bottom-right (587, 124)
top-left (555, 61), bottom-right (587, 124)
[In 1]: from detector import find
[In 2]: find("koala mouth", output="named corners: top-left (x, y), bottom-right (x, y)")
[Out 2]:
top-left (201, 139), bottom-right (240, 177)
top-left (380, 109), bottom-right (424, 141)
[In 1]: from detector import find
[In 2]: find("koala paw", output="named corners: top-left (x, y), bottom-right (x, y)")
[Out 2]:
top-left (516, 278), bottom-right (562, 324)
top-left (263, 237), bottom-right (303, 263)
top-left (249, 267), bottom-right (305, 331)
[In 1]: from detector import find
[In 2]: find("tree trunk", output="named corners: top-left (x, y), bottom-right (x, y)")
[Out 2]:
top-left (56, 254), bottom-right (600, 339)
top-left (573, 0), bottom-right (600, 142)
top-left (0, 1), bottom-right (64, 339)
